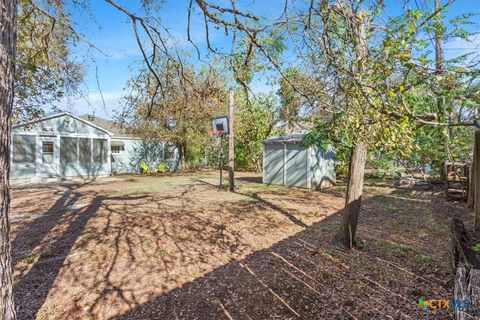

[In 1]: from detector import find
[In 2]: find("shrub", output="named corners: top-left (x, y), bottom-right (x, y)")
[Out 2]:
top-left (139, 161), bottom-right (151, 174)
top-left (156, 161), bottom-right (167, 173)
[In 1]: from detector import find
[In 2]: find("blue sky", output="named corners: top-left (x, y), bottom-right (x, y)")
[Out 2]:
top-left (62, 0), bottom-right (480, 119)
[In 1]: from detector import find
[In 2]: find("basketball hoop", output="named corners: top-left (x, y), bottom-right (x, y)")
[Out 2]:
top-left (210, 116), bottom-right (230, 187)
top-left (210, 129), bottom-right (224, 136)
top-left (211, 116), bottom-right (229, 136)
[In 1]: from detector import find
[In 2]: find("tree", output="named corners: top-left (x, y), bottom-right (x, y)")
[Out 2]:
top-left (106, 0), bottom-right (480, 249)
top-left (0, 0), bottom-right (19, 318)
top-left (284, 0), bottom-right (479, 248)
top-left (15, 0), bottom-right (83, 122)
top-left (234, 92), bottom-right (278, 171)
top-left (1, 1), bottom-right (83, 316)
top-left (125, 61), bottom-right (226, 170)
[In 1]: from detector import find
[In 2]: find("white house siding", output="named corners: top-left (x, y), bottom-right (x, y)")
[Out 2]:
top-left (11, 114), bottom-right (111, 179)
top-left (111, 138), bottom-right (179, 174)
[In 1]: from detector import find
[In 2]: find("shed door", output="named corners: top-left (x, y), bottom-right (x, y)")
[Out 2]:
top-left (264, 144), bottom-right (284, 185)
top-left (286, 144), bottom-right (308, 188)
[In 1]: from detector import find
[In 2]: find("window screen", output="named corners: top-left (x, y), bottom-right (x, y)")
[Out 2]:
top-left (79, 138), bottom-right (92, 164)
top-left (93, 139), bottom-right (108, 163)
top-left (13, 135), bottom-right (36, 163)
top-left (60, 137), bottom-right (78, 163)
top-left (111, 145), bottom-right (124, 154)
top-left (42, 142), bottom-right (54, 164)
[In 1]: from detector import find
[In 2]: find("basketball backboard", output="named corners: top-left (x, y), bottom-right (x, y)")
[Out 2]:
top-left (211, 116), bottom-right (229, 135)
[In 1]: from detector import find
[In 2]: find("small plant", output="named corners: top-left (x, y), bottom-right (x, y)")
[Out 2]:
top-left (156, 161), bottom-right (167, 173)
top-left (387, 204), bottom-right (396, 214)
top-left (416, 254), bottom-right (437, 268)
top-left (321, 270), bottom-right (336, 279)
top-left (354, 237), bottom-right (367, 250)
top-left (380, 240), bottom-right (411, 254)
top-left (472, 243), bottom-right (480, 254)
top-left (139, 161), bottom-right (151, 174)
top-left (344, 282), bottom-right (363, 294)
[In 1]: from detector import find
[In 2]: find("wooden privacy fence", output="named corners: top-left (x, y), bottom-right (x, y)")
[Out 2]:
top-left (451, 218), bottom-right (480, 319)
top-left (469, 131), bottom-right (480, 229)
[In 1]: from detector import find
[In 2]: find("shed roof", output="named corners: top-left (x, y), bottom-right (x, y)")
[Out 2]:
top-left (262, 133), bottom-right (306, 144)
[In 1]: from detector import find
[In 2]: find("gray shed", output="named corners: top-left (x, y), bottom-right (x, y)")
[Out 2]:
top-left (262, 134), bottom-right (335, 189)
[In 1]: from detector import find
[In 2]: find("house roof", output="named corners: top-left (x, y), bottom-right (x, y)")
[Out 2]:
top-left (13, 112), bottom-right (114, 135)
top-left (79, 115), bottom-right (134, 138)
top-left (263, 133), bottom-right (306, 144)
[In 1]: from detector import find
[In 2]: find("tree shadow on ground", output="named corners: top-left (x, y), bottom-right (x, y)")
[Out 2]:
top-left (12, 184), bottom-right (149, 320)
top-left (111, 186), bottom-right (461, 320)
top-left (236, 176), bottom-right (263, 184)
top-left (10, 177), bottom-right (464, 319)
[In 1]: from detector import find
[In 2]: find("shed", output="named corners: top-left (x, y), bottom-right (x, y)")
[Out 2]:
top-left (262, 134), bottom-right (335, 189)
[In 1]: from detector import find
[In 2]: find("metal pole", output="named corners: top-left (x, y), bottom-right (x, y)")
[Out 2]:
top-left (219, 134), bottom-right (224, 187)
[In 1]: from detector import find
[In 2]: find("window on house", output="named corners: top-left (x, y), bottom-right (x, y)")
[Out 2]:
top-left (79, 138), bottom-right (91, 164)
top-left (60, 137), bottom-right (78, 163)
top-left (93, 139), bottom-right (108, 163)
top-left (111, 145), bottom-right (124, 154)
top-left (42, 142), bottom-right (54, 164)
top-left (12, 135), bottom-right (36, 163)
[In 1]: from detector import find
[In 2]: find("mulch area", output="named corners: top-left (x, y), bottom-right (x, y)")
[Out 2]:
top-left (9, 174), bottom-right (470, 319)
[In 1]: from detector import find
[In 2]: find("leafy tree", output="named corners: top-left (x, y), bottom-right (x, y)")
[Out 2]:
top-left (15, 0), bottom-right (83, 121)
top-left (125, 61), bottom-right (227, 170)
top-left (234, 92), bottom-right (279, 171)
top-left (280, 1), bottom-right (479, 248)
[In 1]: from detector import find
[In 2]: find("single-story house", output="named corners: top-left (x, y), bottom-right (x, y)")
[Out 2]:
top-left (10, 112), bottom-right (178, 179)
top-left (262, 134), bottom-right (335, 189)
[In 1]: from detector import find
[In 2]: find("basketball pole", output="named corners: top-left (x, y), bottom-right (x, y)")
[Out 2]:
top-left (219, 134), bottom-right (224, 187)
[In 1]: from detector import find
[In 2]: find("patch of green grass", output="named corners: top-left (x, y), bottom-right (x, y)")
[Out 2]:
top-left (37, 302), bottom-right (56, 320)
top-left (380, 240), bottom-right (412, 254)
top-left (353, 237), bottom-right (368, 250)
top-left (386, 204), bottom-right (397, 214)
top-left (415, 254), bottom-right (437, 268)
top-left (155, 248), bottom-right (169, 258)
top-left (16, 251), bottom-right (55, 264)
top-left (423, 209), bottom-right (439, 231)
top-left (343, 282), bottom-right (363, 294)
top-left (349, 255), bottom-right (368, 270)
top-left (141, 237), bottom-right (155, 252)
top-left (321, 270), bottom-right (336, 279)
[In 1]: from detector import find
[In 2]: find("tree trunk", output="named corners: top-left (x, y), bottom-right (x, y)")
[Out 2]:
top-left (228, 89), bottom-right (234, 192)
top-left (434, 0), bottom-right (443, 73)
top-left (333, 9), bottom-right (368, 249)
top-left (0, 0), bottom-right (18, 319)
top-left (335, 142), bottom-right (367, 249)
top-left (178, 143), bottom-right (187, 170)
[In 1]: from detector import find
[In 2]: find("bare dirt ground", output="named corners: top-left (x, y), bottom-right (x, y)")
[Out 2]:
top-left (10, 171), bottom-right (470, 319)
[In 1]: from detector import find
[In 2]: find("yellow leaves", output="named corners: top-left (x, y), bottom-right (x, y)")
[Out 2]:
top-left (383, 38), bottom-right (391, 48)
top-left (400, 50), bottom-right (410, 60)
top-left (388, 89), bottom-right (396, 98)
top-left (419, 56), bottom-right (427, 64)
